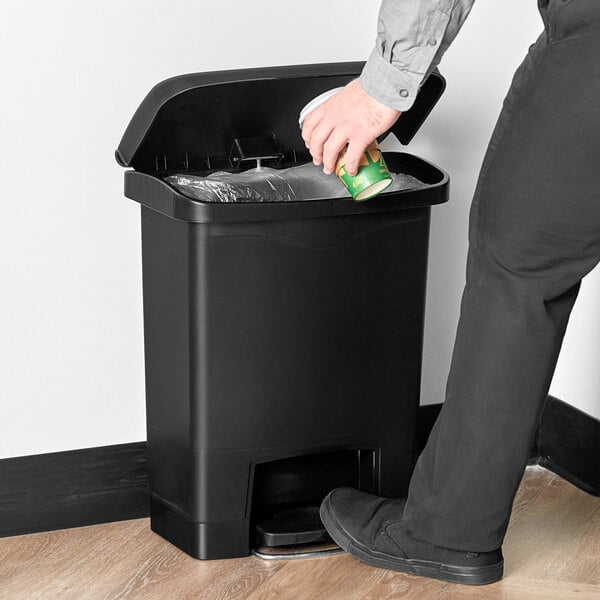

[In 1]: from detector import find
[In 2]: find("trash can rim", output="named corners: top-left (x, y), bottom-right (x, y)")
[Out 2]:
top-left (123, 151), bottom-right (449, 224)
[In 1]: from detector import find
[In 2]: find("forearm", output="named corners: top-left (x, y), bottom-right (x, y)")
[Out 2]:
top-left (360, 0), bottom-right (475, 111)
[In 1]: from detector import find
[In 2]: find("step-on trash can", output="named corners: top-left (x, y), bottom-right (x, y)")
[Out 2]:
top-left (116, 62), bottom-right (449, 560)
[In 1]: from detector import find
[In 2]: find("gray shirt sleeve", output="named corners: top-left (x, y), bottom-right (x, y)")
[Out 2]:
top-left (359, 0), bottom-right (475, 111)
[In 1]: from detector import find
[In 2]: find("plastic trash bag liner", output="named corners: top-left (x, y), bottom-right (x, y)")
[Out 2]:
top-left (165, 162), bottom-right (425, 203)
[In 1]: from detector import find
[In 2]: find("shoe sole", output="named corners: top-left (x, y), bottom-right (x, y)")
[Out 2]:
top-left (320, 496), bottom-right (503, 586)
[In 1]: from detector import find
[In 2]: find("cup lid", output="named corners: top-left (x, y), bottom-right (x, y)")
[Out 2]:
top-left (298, 87), bottom-right (344, 128)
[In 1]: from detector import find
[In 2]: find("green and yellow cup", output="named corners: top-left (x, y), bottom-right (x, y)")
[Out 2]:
top-left (335, 142), bottom-right (393, 202)
top-left (299, 88), bottom-right (393, 202)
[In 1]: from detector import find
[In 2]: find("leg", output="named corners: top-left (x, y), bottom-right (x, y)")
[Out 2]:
top-left (404, 6), bottom-right (600, 552)
top-left (320, 1), bottom-right (600, 584)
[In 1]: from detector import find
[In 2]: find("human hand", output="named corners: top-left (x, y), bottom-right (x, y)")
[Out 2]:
top-left (301, 79), bottom-right (401, 176)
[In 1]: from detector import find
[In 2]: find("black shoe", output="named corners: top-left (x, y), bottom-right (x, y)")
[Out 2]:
top-left (320, 488), bottom-right (503, 586)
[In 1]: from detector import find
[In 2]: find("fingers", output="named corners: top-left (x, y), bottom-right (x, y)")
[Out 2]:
top-left (306, 120), bottom-right (335, 167)
top-left (305, 123), bottom-right (368, 176)
top-left (304, 115), bottom-right (369, 175)
top-left (322, 131), bottom-right (349, 175)
top-left (344, 138), bottom-right (370, 177)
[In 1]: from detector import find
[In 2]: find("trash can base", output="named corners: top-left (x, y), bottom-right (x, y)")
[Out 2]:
top-left (149, 497), bottom-right (250, 560)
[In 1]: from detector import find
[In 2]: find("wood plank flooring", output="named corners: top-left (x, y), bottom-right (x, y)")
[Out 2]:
top-left (0, 466), bottom-right (598, 599)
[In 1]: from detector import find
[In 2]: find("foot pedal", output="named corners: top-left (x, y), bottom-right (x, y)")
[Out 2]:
top-left (252, 541), bottom-right (343, 560)
top-left (253, 505), bottom-right (343, 560)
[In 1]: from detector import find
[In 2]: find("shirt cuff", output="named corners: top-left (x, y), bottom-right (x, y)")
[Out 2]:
top-left (359, 47), bottom-right (424, 112)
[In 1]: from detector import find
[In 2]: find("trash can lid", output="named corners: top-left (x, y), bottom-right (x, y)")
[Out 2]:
top-left (115, 62), bottom-right (445, 173)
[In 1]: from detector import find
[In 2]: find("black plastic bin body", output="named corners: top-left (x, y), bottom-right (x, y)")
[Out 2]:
top-left (117, 62), bottom-right (449, 560)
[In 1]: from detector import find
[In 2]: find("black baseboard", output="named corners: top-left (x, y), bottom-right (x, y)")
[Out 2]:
top-left (1, 396), bottom-right (597, 539)
top-left (536, 396), bottom-right (600, 496)
top-left (0, 442), bottom-right (148, 538)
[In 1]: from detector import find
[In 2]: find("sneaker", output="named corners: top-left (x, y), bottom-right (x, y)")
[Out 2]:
top-left (320, 487), bottom-right (503, 586)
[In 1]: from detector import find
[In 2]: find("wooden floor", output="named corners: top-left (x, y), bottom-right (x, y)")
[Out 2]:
top-left (1, 467), bottom-right (599, 600)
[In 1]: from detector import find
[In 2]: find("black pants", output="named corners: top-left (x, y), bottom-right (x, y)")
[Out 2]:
top-left (403, 0), bottom-right (600, 552)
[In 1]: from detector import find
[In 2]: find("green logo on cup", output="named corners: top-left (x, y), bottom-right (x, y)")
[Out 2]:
top-left (336, 145), bottom-right (393, 202)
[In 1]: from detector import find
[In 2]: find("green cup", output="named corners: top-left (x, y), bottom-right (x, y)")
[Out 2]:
top-left (335, 142), bottom-right (393, 202)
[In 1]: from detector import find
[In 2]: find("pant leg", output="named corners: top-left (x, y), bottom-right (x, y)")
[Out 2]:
top-left (403, 0), bottom-right (600, 553)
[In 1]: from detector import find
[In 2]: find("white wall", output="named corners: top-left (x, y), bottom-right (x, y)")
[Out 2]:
top-left (0, 1), bottom-right (597, 459)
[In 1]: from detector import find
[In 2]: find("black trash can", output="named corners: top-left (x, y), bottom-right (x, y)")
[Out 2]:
top-left (116, 62), bottom-right (449, 560)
